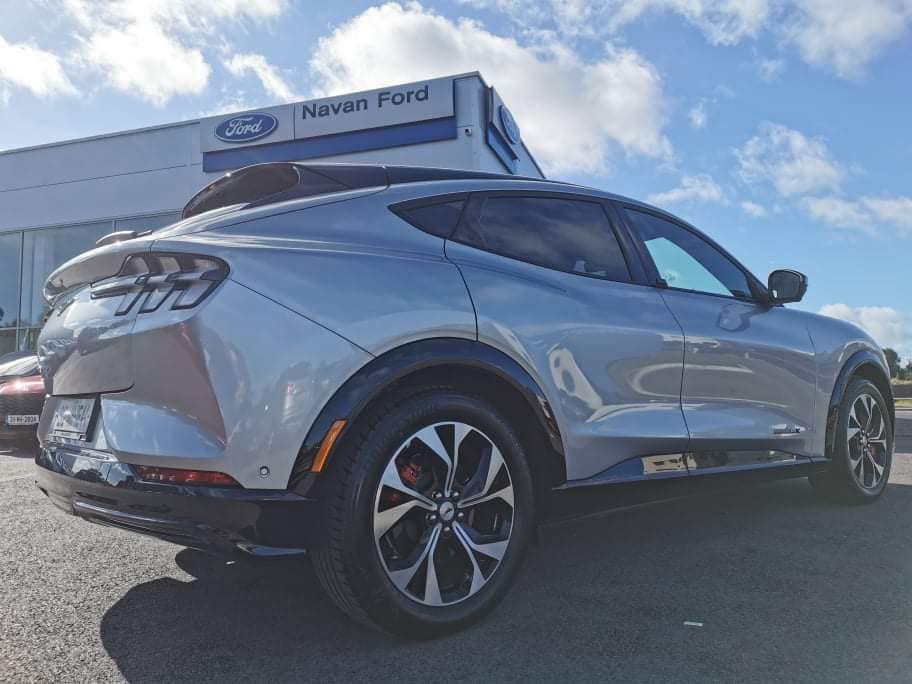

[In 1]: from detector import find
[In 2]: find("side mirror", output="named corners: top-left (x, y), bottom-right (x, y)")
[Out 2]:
top-left (767, 269), bottom-right (808, 305)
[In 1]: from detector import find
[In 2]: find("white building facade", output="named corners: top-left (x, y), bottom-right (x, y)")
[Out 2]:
top-left (0, 72), bottom-right (542, 354)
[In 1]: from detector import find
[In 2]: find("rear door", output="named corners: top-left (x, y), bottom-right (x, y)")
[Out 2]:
top-left (445, 192), bottom-right (689, 482)
top-left (619, 205), bottom-right (817, 471)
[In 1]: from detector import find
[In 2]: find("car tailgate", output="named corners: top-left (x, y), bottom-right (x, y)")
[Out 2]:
top-left (37, 238), bottom-right (153, 395)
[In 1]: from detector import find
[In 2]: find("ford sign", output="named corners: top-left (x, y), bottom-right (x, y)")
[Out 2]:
top-left (498, 105), bottom-right (521, 145)
top-left (215, 113), bottom-right (278, 143)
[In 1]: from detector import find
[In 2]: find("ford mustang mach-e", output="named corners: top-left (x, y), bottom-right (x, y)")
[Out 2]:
top-left (34, 163), bottom-right (894, 635)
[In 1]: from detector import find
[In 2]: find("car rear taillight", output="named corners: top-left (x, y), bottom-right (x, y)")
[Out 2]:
top-left (133, 465), bottom-right (239, 487)
top-left (90, 252), bottom-right (228, 315)
top-left (0, 375), bottom-right (45, 395)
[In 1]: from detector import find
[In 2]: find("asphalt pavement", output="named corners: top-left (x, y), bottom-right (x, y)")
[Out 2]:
top-left (2, 412), bottom-right (911, 682)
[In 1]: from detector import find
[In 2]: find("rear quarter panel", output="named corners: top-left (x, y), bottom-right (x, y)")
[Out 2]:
top-left (37, 280), bottom-right (373, 489)
top-left (156, 191), bottom-right (476, 355)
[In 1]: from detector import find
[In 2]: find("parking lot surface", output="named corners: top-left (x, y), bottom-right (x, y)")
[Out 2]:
top-left (2, 412), bottom-right (911, 682)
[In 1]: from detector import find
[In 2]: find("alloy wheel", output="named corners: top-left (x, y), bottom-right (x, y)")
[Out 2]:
top-left (846, 393), bottom-right (888, 489)
top-left (372, 421), bottom-right (515, 606)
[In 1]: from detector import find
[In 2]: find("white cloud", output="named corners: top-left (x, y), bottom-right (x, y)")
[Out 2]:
top-left (607, 0), bottom-right (771, 45)
top-left (756, 56), bottom-right (785, 81)
top-left (648, 174), bottom-right (725, 205)
top-left (462, 0), bottom-right (770, 45)
top-left (805, 196), bottom-right (874, 233)
top-left (785, 0), bottom-right (912, 78)
top-left (688, 99), bottom-right (708, 129)
top-left (735, 125), bottom-right (911, 238)
top-left (864, 196), bottom-right (912, 231)
top-left (77, 21), bottom-right (210, 107)
top-left (310, 2), bottom-right (672, 174)
top-left (195, 85), bottom-right (259, 118)
top-left (0, 34), bottom-right (78, 103)
top-left (735, 122), bottom-right (844, 197)
top-left (805, 195), bottom-right (912, 236)
top-left (819, 304), bottom-right (912, 358)
top-left (62, 0), bottom-right (286, 33)
top-left (62, 0), bottom-right (286, 105)
top-left (466, 0), bottom-right (912, 80)
top-left (225, 52), bottom-right (297, 102)
top-left (740, 200), bottom-right (767, 217)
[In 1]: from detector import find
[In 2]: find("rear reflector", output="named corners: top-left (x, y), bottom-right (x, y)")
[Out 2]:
top-left (133, 465), bottom-right (239, 487)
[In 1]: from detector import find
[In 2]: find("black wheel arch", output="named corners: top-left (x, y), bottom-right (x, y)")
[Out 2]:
top-left (289, 338), bottom-right (566, 506)
top-left (825, 349), bottom-right (895, 457)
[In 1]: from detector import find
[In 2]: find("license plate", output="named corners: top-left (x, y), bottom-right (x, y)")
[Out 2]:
top-left (6, 415), bottom-right (39, 426)
top-left (49, 398), bottom-right (97, 441)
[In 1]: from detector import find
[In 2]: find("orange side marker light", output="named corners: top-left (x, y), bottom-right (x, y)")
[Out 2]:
top-left (311, 420), bottom-right (346, 473)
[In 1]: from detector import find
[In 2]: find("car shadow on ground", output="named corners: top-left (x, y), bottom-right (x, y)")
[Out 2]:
top-left (98, 472), bottom-right (912, 682)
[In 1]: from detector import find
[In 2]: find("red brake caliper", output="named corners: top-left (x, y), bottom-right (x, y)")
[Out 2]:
top-left (382, 460), bottom-right (423, 506)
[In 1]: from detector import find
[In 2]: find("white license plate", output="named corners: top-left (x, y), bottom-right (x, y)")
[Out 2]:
top-left (6, 414), bottom-right (39, 426)
top-left (49, 398), bottom-right (97, 441)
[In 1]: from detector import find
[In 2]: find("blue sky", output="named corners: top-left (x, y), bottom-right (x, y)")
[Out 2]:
top-left (1, 0), bottom-right (910, 356)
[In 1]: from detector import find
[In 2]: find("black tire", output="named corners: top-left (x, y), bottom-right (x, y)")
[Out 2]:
top-left (810, 377), bottom-right (893, 504)
top-left (311, 388), bottom-right (535, 637)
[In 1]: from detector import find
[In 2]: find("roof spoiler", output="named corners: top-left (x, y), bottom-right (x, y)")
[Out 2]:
top-left (180, 162), bottom-right (539, 220)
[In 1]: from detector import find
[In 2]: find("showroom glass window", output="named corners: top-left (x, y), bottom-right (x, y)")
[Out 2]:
top-left (0, 232), bottom-right (22, 355)
top-left (455, 196), bottom-right (631, 282)
top-left (18, 221), bottom-right (112, 350)
top-left (624, 209), bottom-right (753, 299)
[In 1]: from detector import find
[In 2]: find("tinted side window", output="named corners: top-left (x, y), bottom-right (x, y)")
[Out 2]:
top-left (625, 209), bottom-right (753, 299)
top-left (456, 196), bottom-right (630, 282)
top-left (393, 200), bottom-right (466, 238)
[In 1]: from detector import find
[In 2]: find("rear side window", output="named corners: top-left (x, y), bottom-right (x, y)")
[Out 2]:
top-left (392, 200), bottom-right (466, 238)
top-left (455, 196), bottom-right (630, 282)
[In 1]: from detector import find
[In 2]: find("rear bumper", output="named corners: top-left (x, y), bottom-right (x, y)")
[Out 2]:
top-left (0, 427), bottom-right (39, 441)
top-left (34, 444), bottom-right (321, 557)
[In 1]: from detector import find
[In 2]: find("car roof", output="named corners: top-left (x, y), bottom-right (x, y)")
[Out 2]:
top-left (171, 162), bottom-right (765, 294)
top-left (180, 161), bottom-right (673, 222)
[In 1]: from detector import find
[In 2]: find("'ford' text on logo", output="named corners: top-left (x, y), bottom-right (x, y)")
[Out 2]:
top-left (215, 113), bottom-right (278, 143)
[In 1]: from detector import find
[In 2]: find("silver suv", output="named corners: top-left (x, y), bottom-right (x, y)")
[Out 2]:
top-left (34, 163), bottom-right (895, 636)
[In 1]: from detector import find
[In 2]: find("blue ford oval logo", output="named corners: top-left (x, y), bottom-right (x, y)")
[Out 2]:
top-left (215, 112), bottom-right (278, 143)
top-left (499, 105), bottom-right (521, 145)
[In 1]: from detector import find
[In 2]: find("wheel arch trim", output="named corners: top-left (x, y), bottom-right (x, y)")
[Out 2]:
top-left (826, 349), bottom-right (894, 456)
top-left (289, 337), bottom-right (565, 490)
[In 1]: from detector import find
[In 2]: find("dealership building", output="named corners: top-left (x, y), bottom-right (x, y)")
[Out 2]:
top-left (0, 72), bottom-right (543, 355)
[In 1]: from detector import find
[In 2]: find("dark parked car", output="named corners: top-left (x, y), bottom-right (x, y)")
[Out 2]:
top-left (0, 352), bottom-right (45, 447)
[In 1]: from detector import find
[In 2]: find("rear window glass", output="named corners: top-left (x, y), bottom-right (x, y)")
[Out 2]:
top-left (181, 164), bottom-right (390, 219)
top-left (393, 200), bottom-right (466, 238)
top-left (183, 164), bottom-right (302, 219)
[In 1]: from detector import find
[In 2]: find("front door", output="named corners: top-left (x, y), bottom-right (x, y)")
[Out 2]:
top-left (620, 206), bottom-right (817, 472)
